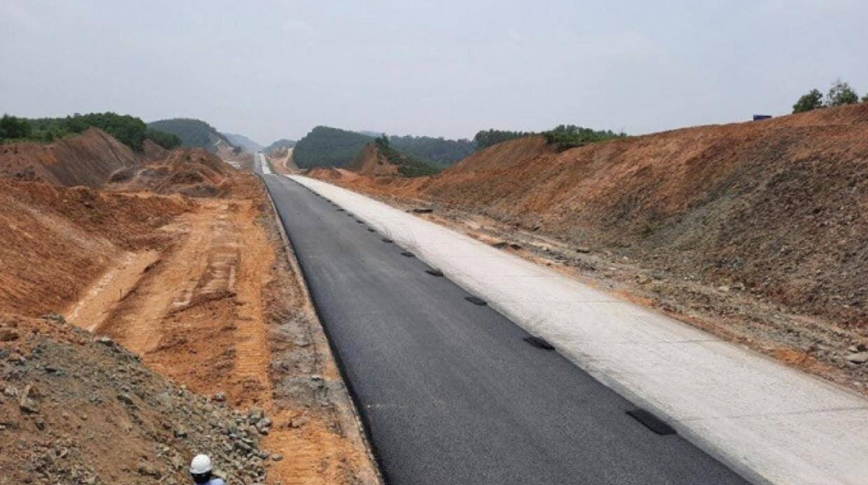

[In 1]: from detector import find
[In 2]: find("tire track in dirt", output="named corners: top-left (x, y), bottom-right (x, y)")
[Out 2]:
top-left (65, 191), bottom-right (378, 485)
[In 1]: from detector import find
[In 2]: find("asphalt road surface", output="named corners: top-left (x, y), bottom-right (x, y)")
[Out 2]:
top-left (262, 174), bottom-right (750, 485)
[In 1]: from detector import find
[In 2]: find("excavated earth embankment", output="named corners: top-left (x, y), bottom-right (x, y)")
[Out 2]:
top-left (0, 128), bottom-right (166, 188)
top-left (312, 103), bottom-right (868, 391)
top-left (0, 130), bottom-right (378, 484)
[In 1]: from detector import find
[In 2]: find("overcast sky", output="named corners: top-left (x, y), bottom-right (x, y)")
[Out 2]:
top-left (2, 0), bottom-right (867, 144)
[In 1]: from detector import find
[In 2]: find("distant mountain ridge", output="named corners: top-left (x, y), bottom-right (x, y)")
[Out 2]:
top-left (295, 126), bottom-right (475, 169)
top-left (223, 133), bottom-right (263, 153)
top-left (147, 118), bottom-right (233, 153)
top-left (264, 139), bottom-right (296, 154)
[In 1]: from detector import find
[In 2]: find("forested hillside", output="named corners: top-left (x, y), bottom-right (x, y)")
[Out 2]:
top-left (293, 126), bottom-right (373, 168)
top-left (223, 133), bottom-right (262, 153)
top-left (0, 113), bottom-right (181, 151)
top-left (264, 138), bottom-right (296, 153)
top-left (388, 135), bottom-right (475, 166)
top-left (147, 118), bottom-right (233, 152)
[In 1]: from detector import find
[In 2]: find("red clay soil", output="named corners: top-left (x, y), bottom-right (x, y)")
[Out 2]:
top-left (0, 180), bottom-right (190, 317)
top-left (108, 148), bottom-right (240, 197)
top-left (267, 147), bottom-right (299, 175)
top-left (0, 130), bottom-right (378, 483)
top-left (0, 128), bottom-right (159, 188)
top-left (316, 103), bottom-right (868, 331)
top-left (306, 166), bottom-right (349, 180)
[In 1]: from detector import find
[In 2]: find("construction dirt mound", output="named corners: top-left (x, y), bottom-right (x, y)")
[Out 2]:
top-left (346, 143), bottom-right (400, 177)
top-left (315, 102), bottom-right (868, 336)
top-left (305, 166), bottom-right (346, 180)
top-left (0, 313), bottom-right (274, 485)
top-left (108, 148), bottom-right (240, 198)
top-left (0, 172), bottom-right (377, 483)
top-left (0, 128), bottom-right (157, 188)
top-left (0, 179), bottom-right (190, 318)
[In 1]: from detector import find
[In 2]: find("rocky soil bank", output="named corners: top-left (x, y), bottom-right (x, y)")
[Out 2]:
top-left (0, 313), bottom-right (278, 485)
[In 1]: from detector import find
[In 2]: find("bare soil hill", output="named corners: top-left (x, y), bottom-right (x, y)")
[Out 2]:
top-left (0, 128), bottom-right (157, 188)
top-left (108, 148), bottom-right (240, 197)
top-left (0, 175), bottom-right (377, 484)
top-left (0, 127), bottom-right (378, 483)
top-left (311, 103), bottom-right (868, 390)
top-left (306, 166), bottom-right (349, 181)
top-left (0, 180), bottom-right (189, 317)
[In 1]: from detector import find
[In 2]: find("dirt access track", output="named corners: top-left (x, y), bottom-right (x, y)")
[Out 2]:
top-left (0, 171), bottom-right (378, 484)
top-left (77, 182), bottom-right (377, 484)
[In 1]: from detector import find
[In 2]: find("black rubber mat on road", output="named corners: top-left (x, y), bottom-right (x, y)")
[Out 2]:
top-left (523, 336), bottom-right (555, 351)
top-left (401, 252), bottom-right (415, 258)
top-left (426, 269), bottom-right (444, 277)
top-left (626, 409), bottom-right (677, 436)
top-left (465, 296), bottom-right (487, 306)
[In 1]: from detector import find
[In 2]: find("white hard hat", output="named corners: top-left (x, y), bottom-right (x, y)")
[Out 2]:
top-left (190, 454), bottom-right (212, 475)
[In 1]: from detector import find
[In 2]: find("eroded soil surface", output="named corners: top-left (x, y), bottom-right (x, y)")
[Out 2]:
top-left (0, 169), bottom-right (378, 484)
top-left (66, 181), bottom-right (378, 485)
top-left (316, 180), bottom-right (868, 397)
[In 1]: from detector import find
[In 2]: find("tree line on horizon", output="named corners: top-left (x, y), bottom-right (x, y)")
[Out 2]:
top-left (0, 112), bottom-right (181, 151)
top-left (374, 135), bottom-right (442, 177)
top-left (146, 118), bottom-right (232, 152)
top-left (474, 126), bottom-right (625, 151)
top-left (793, 79), bottom-right (868, 113)
top-left (294, 124), bottom-right (629, 172)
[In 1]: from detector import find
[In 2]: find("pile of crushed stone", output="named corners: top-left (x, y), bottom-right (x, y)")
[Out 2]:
top-left (0, 313), bottom-right (280, 485)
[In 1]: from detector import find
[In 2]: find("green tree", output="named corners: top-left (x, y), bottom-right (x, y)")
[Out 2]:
top-left (0, 115), bottom-right (32, 141)
top-left (792, 89), bottom-right (824, 113)
top-left (293, 126), bottom-right (374, 168)
top-left (144, 129), bottom-right (182, 149)
top-left (146, 118), bottom-right (233, 152)
top-left (826, 79), bottom-right (859, 107)
top-left (543, 125), bottom-right (625, 150)
top-left (387, 134), bottom-right (474, 166)
top-left (375, 134), bottom-right (390, 149)
top-left (473, 129), bottom-right (532, 150)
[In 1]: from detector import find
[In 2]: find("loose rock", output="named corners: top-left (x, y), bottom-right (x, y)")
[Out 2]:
top-left (846, 352), bottom-right (868, 364)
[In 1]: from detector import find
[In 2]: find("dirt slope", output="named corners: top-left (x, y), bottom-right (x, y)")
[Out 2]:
top-left (0, 172), bottom-right (378, 484)
top-left (346, 143), bottom-right (400, 177)
top-left (0, 180), bottom-right (189, 317)
top-left (108, 148), bottom-right (240, 197)
top-left (311, 104), bottom-right (868, 391)
top-left (328, 104), bottom-right (868, 328)
top-left (268, 147), bottom-right (299, 175)
top-left (0, 128), bottom-right (157, 188)
top-left (306, 166), bottom-right (349, 180)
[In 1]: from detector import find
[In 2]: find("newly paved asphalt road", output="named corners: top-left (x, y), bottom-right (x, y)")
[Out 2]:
top-left (262, 174), bottom-right (749, 485)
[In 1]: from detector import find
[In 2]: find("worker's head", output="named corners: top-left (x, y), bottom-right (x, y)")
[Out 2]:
top-left (189, 454), bottom-right (213, 484)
